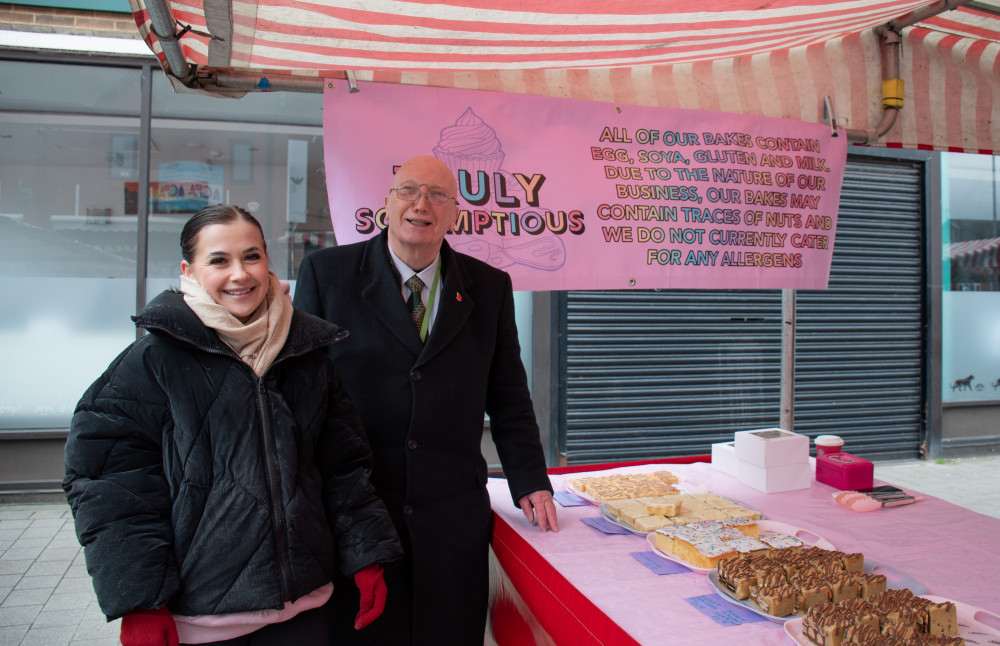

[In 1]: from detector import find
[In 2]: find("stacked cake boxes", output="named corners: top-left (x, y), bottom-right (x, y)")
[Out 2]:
top-left (734, 428), bottom-right (811, 493)
top-left (710, 441), bottom-right (738, 477)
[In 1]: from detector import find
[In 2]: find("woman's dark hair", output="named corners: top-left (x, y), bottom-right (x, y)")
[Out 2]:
top-left (180, 204), bottom-right (266, 262)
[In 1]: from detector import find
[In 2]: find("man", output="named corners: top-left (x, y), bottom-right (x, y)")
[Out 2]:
top-left (293, 154), bottom-right (557, 645)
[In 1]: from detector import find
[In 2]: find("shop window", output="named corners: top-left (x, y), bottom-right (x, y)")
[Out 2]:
top-left (0, 60), bottom-right (144, 430)
top-left (942, 153), bottom-right (1000, 402)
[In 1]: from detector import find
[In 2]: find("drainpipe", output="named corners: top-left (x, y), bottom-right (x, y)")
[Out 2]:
top-left (143, 0), bottom-right (194, 83)
top-left (844, 28), bottom-right (902, 145)
top-left (844, 0), bottom-right (973, 144)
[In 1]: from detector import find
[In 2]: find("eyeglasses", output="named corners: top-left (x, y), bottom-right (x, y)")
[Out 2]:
top-left (390, 185), bottom-right (456, 206)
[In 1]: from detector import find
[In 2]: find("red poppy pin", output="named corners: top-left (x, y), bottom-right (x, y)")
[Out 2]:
top-left (456, 293), bottom-right (462, 302)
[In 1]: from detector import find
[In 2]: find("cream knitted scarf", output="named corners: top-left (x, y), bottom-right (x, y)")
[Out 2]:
top-left (180, 271), bottom-right (291, 377)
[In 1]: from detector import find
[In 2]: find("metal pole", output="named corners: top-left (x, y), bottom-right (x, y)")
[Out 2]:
top-left (214, 71), bottom-right (326, 94)
top-left (886, 0), bottom-right (974, 31)
top-left (135, 63), bottom-right (153, 338)
top-left (780, 289), bottom-right (796, 431)
top-left (143, 0), bottom-right (193, 80)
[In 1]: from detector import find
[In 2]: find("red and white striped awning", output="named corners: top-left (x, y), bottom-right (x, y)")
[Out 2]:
top-left (129, 0), bottom-right (1000, 155)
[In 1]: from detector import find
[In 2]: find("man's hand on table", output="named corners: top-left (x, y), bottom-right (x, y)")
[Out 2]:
top-left (518, 490), bottom-right (559, 532)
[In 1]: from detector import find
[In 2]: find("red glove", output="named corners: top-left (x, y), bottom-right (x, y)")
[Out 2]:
top-left (120, 606), bottom-right (179, 646)
top-left (353, 563), bottom-right (387, 630)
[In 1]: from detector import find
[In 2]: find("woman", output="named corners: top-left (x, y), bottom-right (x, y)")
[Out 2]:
top-left (64, 205), bottom-right (402, 646)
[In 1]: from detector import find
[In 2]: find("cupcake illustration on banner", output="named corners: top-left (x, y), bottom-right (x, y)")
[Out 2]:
top-left (434, 107), bottom-right (565, 272)
top-left (433, 107), bottom-right (506, 178)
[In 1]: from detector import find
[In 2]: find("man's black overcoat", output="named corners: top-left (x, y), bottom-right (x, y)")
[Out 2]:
top-left (293, 230), bottom-right (552, 645)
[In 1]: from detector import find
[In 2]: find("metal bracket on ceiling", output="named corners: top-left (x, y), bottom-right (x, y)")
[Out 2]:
top-left (823, 96), bottom-right (838, 137)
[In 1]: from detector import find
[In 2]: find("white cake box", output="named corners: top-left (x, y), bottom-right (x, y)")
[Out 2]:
top-left (734, 428), bottom-right (809, 468)
top-left (711, 441), bottom-right (738, 477)
top-left (737, 460), bottom-right (812, 493)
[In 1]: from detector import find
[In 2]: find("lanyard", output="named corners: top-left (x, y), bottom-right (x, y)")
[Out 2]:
top-left (419, 261), bottom-right (441, 342)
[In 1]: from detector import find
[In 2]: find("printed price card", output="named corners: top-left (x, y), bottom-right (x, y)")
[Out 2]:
top-left (684, 594), bottom-right (768, 626)
top-left (580, 517), bottom-right (633, 535)
top-left (630, 551), bottom-right (691, 574)
top-left (553, 491), bottom-right (590, 507)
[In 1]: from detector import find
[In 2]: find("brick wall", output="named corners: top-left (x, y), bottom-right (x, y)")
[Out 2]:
top-left (0, 2), bottom-right (140, 39)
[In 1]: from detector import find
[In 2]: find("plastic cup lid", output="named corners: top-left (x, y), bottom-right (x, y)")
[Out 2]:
top-left (815, 435), bottom-right (844, 444)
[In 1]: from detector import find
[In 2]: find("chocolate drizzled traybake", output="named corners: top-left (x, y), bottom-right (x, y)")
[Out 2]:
top-left (801, 588), bottom-right (961, 645)
top-left (717, 546), bottom-right (875, 616)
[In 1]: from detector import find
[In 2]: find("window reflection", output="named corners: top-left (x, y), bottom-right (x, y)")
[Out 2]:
top-left (144, 124), bottom-right (331, 285)
top-left (945, 153), bottom-right (1000, 292)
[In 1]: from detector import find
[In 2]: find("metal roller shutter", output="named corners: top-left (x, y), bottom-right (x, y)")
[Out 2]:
top-left (557, 157), bottom-right (925, 464)
top-left (794, 158), bottom-right (925, 459)
top-left (558, 290), bottom-right (782, 463)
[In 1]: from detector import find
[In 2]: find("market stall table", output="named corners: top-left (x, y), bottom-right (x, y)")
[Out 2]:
top-left (488, 460), bottom-right (1000, 645)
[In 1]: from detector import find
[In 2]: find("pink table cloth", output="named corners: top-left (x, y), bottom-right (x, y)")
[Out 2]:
top-left (487, 460), bottom-right (1000, 645)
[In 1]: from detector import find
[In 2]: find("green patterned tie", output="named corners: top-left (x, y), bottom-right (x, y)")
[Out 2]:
top-left (405, 275), bottom-right (426, 333)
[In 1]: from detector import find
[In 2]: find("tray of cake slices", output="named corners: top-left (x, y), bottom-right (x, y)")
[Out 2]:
top-left (783, 593), bottom-right (1000, 645)
top-left (564, 469), bottom-right (694, 504)
top-left (600, 491), bottom-right (764, 537)
top-left (644, 518), bottom-right (818, 574)
top-left (709, 542), bottom-right (928, 625)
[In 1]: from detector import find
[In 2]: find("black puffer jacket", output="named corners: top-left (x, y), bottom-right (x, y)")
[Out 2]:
top-left (64, 290), bottom-right (402, 620)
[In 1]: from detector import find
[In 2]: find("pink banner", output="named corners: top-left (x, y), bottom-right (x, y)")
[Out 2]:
top-left (323, 81), bottom-right (847, 291)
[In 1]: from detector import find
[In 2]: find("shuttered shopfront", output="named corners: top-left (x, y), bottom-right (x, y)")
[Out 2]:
top-left (555, 156), bottom-right (926, 464)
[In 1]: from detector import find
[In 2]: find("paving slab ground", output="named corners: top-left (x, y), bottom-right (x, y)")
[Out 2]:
top-left (2, 454), bottom-right (998, 645)
top-left (872, 454), bottom-right (1000, 519)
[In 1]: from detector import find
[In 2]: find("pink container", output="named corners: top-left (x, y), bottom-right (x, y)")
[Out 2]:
top-left (815, 452), bottom-right (874, 491)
